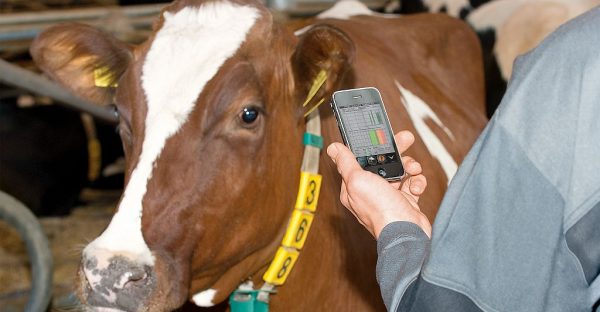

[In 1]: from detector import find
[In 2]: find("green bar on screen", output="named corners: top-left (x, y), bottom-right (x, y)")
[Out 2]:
top-left (369, 129), bottom-right (379, 145)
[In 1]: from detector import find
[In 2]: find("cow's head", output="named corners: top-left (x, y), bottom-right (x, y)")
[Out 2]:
top-left (31, 0), bottom-right (354, 310)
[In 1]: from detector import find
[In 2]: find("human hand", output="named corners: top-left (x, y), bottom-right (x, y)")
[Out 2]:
top-left (327, 131), bottom-right (432, 239)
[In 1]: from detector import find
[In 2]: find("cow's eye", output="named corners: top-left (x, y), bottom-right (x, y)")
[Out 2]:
top-left (241, 107), bottom-right (259, 124)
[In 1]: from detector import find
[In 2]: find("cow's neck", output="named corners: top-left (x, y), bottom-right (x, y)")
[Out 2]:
top-left (229, 78), bottom-right (326, 311)
top-left (264, 109), bottom-right (384, 310)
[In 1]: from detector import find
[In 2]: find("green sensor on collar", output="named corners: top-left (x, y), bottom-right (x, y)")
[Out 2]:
top-left (303, 132), bottom-right (323, 149)
top-left (229, 290), bottom-right (269, 312)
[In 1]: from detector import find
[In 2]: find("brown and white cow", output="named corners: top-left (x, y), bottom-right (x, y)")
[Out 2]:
top-left (31, 0), bottom-right (486, 310)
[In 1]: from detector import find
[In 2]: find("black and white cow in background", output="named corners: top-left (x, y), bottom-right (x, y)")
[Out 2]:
top-left (384, 0), bottom-right (600, 117)
top-left (0, 82), bottom-right (124, 216)
top-left (384, 0), bottom-right (490, 18)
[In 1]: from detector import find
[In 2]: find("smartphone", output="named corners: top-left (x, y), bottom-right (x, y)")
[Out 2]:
top-left (331, 87), bottom-right (405, 181)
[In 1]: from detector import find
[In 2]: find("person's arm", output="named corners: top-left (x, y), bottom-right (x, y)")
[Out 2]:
top-left (326, 131), bottom-right (431, 311)
top-left (376, 221), bottom-right (430, 311)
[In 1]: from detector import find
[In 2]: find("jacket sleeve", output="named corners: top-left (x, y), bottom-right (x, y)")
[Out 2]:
top-left (376, 221), bottom-right (430, 311)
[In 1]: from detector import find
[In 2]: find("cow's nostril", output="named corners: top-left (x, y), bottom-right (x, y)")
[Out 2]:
top-left (128, 269), bottom-right (146, 282)
top-left (116, 266), bottom-right (148, 289)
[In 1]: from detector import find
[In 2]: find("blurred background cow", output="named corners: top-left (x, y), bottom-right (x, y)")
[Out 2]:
top-left (384, 0), bottom-right (600, 116)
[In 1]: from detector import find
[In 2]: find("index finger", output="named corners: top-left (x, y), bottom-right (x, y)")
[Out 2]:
top-left (326, 142), bottom-right (364, 180)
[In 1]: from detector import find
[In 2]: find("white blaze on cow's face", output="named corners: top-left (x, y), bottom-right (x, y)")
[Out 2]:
top-left (81, 1), bottom-right (260, 308)
top-left (395, 80), bottom-right (458, 184)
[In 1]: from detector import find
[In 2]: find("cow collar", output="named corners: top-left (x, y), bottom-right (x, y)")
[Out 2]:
top-left (229, 72), bottom-right (327, 312)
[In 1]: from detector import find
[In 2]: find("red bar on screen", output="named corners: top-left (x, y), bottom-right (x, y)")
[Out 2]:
top-left (376, 129), bottom-right (387, 145)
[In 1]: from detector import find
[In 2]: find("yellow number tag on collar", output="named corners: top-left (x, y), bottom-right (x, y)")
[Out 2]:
top-left (263, 247), bottom-right (300, 286)
top-left (295, 172), bottom-right (322, 212)
top-left (281, 210), bottom-right (314, 250)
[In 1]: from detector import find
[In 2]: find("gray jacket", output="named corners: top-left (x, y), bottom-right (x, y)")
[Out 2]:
top-left (377, 6), bottom-right (600, 312)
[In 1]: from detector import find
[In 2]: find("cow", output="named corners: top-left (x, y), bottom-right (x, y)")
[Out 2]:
top-left (467, 0), bottom-right (600, 116)
top-left (0, 99), bottom-right (88, 216)
top-left (30, 0), bottom-right (487, 310)
top-left (386, 0), bottom-right (600, 117)
top-left (0, 92), bottom-right (124, 216)
top-left (381, 0), bottom-right (504, 116)
top-left (381, 0), bottom-right (503, 116)
top-left (467, 0), bottom-right (600, 81)
top-left (383, 0), bottom-right (491, 19)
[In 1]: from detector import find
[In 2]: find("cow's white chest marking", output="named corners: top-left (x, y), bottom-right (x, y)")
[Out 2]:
top-left (84, 1), bottom-right (260, 266)
top-left (192, 289), bottom-right (217, 307)
top-left (395, 81), bottom-right (457, 184)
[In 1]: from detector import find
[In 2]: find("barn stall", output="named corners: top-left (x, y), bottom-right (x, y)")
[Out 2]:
top-left (1, 0), bottom-right (597, 311)
top-left (0, 2), bottom-right (157, 310)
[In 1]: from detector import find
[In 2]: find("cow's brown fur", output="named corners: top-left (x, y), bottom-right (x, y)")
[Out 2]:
top-left (31, 0), bottom-right (486, 310)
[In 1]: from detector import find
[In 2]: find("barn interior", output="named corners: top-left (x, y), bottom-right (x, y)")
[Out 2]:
top-left (1, 2), bottom-right (381, 310)
top-left (1, 0), bottom-right (598, 311)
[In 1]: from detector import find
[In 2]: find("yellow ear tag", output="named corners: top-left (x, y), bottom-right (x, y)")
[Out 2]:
top-left (94, 67), bottom-right (118, 88)
top-left (302, 69), bottom-right (327, 107)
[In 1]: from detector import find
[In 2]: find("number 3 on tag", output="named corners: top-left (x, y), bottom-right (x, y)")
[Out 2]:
top-left (295, 172), bottom-right (322, 212)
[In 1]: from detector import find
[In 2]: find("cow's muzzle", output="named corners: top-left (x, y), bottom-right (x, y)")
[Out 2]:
top-left (80, 254), bottom-right (156, 311)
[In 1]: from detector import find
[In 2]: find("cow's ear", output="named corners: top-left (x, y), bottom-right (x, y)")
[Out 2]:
top-left (30, 23), bottom-right (132, 105)
top-left (292, 24), bottom-right (355, 116)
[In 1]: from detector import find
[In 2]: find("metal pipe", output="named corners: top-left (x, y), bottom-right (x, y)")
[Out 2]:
top-left (0, 191), bottom-right (53, 312)
top-left (0, 15), bottom-right (156, 45)
top-left (0, 4), bottom-right (160, 49)
top-left (0, 4), bottom-right (165, 25)
top-left (0, 58), bottom-right (119, 124)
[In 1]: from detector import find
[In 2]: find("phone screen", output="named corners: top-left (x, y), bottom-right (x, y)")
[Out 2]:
top-left (333, 88), bottom-right (404, 180)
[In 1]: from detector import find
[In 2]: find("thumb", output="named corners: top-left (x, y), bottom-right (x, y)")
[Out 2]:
top-left (327, 142), bottom-right (343, 163)
top-left (327, 143), bottom-right (362, 180)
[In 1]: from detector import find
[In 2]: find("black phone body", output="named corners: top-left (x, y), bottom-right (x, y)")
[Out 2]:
top-left (331, 87), bottom-right (405, 181)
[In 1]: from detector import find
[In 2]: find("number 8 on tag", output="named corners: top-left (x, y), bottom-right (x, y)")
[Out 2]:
top-left (263, 247), bottom-right (300, 285)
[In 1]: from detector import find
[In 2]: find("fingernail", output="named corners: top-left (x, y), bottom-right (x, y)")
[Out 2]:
top-left (412, 185), bottom-right (421, 193)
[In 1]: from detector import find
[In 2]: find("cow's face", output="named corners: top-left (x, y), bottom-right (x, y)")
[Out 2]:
top-left (31, 0), bottom-right (353, 310)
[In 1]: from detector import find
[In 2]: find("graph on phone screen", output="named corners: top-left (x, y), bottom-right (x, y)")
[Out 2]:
top-left (340, 103), bottom-right (395, 158)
